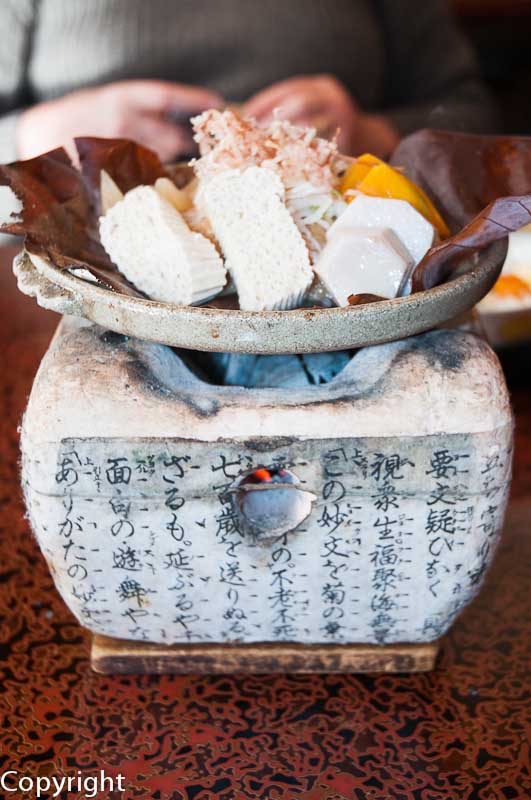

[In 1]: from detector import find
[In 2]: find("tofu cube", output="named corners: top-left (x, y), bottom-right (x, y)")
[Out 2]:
top-left (314, 227), bottom-right (413, 306)
top-left (329, 194), bottom-right (434, 265)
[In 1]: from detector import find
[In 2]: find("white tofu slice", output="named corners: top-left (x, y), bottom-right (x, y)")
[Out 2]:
top-left (314, 227), bottom-right (413, 306)
top-left (328, 194), bottom-right (434, 265)
top-left (201, 166), bottom-right (313, 311)
top-left (99, 185), bottom-right (226, 305)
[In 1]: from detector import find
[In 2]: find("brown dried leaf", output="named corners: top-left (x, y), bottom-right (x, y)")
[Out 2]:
top-left (75, 137), bottom-right (166, 214)
top-left (76, 137), bottom-right (195, 214)
top-left (392, 130), bottom-right (531, 291)
top-left (391, 130), bottom-right (531, 232)
top-left (412, 195), bottom-right (531, 292)
top-left (0, 147), bottom-right (140, 295)
top-left (0, 138), bottom-right (195, 297)
top-left (347, 293), bottom-right (387, 306)
top-left (204, 294), bottom-right (240, 310)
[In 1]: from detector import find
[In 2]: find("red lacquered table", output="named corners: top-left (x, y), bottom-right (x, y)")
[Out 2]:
top-left (1, 246), bottom-right (529, 799)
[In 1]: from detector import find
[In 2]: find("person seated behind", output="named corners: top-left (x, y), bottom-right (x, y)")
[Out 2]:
top-left (0, 0), bottom-right (496, 164)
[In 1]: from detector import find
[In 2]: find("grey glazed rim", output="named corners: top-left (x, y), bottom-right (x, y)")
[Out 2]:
top-left (18, 243), bottom-right (505, 354)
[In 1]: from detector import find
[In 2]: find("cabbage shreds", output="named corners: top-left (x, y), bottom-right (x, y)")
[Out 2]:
top-left (286, 183), bottom-right (347, 259)
top-left (192, 109), bottom-right (341, 191)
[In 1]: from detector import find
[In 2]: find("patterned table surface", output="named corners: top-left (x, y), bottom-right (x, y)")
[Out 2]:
top-left (1, 246), bottom-right (529, 800)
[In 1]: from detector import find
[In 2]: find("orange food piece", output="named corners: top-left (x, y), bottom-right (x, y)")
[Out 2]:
top-left (340, 154), bottom-right (383, 194)
top-left (493, 274), bottom-right (531, 299)
top-left (340, 154), bottom-right (450, 240)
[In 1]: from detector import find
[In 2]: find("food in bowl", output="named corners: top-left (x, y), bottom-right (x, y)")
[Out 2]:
top-left (2, 121), bottom-right (531, 321)
top-left (96, 109), bottom-right (447, 311)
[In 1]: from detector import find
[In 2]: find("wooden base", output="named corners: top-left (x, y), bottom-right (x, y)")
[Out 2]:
top-left (91, 635), bottom-right (440, 675)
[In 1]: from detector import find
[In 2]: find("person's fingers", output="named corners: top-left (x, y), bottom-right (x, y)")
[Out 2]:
top-left (244, 77), bottom-right (314, 120)
top-left (286, 113), bottom-right (339, 139)
top-left (246, 92), bottom-right (324, 127)
top-left (107, 80), bottom-right (223, 115)
top-left (16, 81), bottom-right (218, 162)
top-left (128, 116), bottom-right (195, 161)
top-left (274, 92), bottom-right (327, 123)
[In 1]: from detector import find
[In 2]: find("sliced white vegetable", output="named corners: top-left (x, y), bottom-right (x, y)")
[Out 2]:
top-left (100, 170), bottom-right (124, 214)
top-left (154, 176), bottom-right (193, 213)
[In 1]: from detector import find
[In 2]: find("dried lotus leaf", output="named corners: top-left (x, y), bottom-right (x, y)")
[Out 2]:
top-left (347, 293), bottom-right (387, 306)
top-left (392, 130), bottom-right (531, 232)
top-left (75, 136), bottom-right (166, 213)
top-left (0, 138), bottom-right (199, 297)
top-left (0, 147), bottom-right (140, 295)
top-left (413, 195), bottom-right (531, 292)
top-left (392, 130), bottom-right (531, 291)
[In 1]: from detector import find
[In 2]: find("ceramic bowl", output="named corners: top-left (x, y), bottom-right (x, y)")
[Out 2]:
top-left (14, 242), bottom-right (505, 354)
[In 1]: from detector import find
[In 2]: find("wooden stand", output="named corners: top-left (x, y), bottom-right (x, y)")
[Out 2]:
top-left (91, 635), bottom-right (440, 675)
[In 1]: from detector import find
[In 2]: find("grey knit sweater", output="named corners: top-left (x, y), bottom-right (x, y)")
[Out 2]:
top-left (0, 0), bottom-right (496, 162)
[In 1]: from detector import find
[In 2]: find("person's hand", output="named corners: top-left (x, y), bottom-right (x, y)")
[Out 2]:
top-left (244, 74), bottom-right (399, 158)
top-left (16, 80), bottom-right (223, 162)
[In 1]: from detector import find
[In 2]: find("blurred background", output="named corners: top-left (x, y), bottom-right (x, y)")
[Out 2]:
top-left (1, 1), bottom-right (531, 164)
top-left (453, 0), bottom-right (531, 133)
